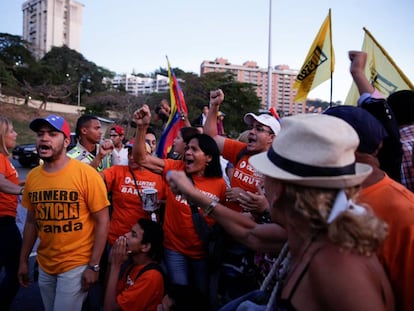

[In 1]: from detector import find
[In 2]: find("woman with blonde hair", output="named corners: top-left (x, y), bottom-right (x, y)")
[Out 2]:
top-left (0, 116), bottom-right (25, 310)
top-left (166, 114), bottom-right (394, 311)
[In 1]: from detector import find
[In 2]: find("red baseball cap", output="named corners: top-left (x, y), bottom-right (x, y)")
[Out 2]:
top-left (110, 125), bottom-right (125, 135)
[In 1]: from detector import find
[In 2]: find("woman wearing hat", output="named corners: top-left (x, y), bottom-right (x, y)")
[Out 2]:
top-left (166, 114), bottom-right (394, 310)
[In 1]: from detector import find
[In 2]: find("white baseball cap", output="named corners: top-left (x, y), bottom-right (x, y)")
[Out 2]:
top-left (244, 113), bottom-right (281, 135)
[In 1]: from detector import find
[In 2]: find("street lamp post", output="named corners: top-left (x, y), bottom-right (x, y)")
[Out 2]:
top-left (77, 80), bottom-right (81, 108)
top-left (266, 0), bottom-right (272, 110)
top-left (77, 75), bottom-right (90, 112)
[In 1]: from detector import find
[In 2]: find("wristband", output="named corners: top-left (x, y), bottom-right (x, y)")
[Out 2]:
top-left (204, 199), bottom-right (219, 216)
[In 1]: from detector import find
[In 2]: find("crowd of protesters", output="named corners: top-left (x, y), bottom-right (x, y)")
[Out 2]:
top-left (1, 50), bottom-right (414, 311)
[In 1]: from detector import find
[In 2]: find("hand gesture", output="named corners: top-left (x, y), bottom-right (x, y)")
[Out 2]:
top-left (349, 51), bottom-right (367, 75)
top-left (99, 138), bottom-right (114, 156)
top-left (110, 236), bottom-right (129, 267)
top-left (133, 104), bottom-right (151, 127)
top-left (225, 187), bottom-right (245, 202)
top-left (166, 170), bottom-right (195, 198)
top-left (237, 184), bottom-right (269, 215)
top-left (210, 89), bottom-right (224, 108)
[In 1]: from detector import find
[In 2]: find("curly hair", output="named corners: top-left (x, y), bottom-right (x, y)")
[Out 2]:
top-left (281, 184), bottom-right (387, 256)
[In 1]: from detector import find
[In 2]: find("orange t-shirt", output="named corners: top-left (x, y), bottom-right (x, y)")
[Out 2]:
top-left (163, 160), bottom-right (226, 259)
top-left (222, 139), bottom-right (264, 212)
top-left (0, 153), bottom-right (19, 217)
top-left (116, 263), bottom-right (164, 311)
top-left (359, 174), bottom-right (414, 311)
top-left (22, 159), bottom-right (110, 274)
top-left (103, 165), bottom-right (165, 245)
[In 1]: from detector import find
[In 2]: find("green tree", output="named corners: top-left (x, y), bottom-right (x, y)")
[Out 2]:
top-left (0, 33), bottom-right (35, 68)
top-left (183, 71), bottom-right (261, 137)
top-left (40, 46), bottom-right (115, 103)
top-left (0, 33), bottom-right (34, 94)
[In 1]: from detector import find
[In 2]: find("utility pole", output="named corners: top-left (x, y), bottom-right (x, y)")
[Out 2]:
top-left (266, 0), bottom-right (272, 110)
top-left (77, 80), bottom-right (81, 108)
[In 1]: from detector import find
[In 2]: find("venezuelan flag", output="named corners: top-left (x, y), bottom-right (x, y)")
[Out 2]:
top-left (156, 59), bottom-right (188, 158)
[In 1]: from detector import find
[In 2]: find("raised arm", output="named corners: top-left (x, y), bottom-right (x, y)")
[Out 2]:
top-left (204, 89), bottom-right (226, 152)
top-left (132, 105), bottom-right (166, 174)
top-left (89, 139), bottom-right (113, 170)
top-left (166, 170), bottom-right (287, 251)
top-left (349, 51), bottom-right (374, 95)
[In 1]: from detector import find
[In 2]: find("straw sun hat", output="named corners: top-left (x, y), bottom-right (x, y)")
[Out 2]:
top-left (249, 113), bottom-right (372, 188)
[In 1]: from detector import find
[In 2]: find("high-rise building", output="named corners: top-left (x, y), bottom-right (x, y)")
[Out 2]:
top-left (22, 0), bottom-right (84, 60)
top-left (200, 58), bottom-right (305, 115)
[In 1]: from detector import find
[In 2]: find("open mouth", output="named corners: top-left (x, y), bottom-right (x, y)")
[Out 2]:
top-left (185, 159), bottom-right (195, 171)
top-left (38, 145), bottom-right (51, 154)
top-left (126, 244), bottom-right (132, 254)
top-left (247, 136), bottom-right (257, 146)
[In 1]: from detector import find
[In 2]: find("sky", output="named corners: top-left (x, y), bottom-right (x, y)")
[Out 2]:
top-left (1, 0), bottom-right (414, 103)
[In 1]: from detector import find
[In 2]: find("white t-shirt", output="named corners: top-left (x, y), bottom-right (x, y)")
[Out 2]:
top-left (111, 147), bottom-right (129, 166)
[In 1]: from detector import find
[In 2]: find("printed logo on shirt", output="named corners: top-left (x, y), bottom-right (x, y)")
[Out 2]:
top-left (28, 190), bottom-right (82, 233)
top-left (233, 160), bottom-right (264, 187)
top-left (121, 177), bottom-right (157, 195)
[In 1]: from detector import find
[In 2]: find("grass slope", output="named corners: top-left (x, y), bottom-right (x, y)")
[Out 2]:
top-left (1, 101), bottom-right (80, 144)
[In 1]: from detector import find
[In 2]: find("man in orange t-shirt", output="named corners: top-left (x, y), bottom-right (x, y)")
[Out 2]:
top-left (205, 89), bottom-right (280, 215)
top-left (19, 114), bottom-right (110, 311)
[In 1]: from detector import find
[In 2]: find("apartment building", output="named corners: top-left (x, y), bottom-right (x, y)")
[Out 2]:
top-left (22, 0), bottom-right (84, 60)
top-left (111, 74), bottom-right (170, 96)
top-left (200, 58), bottom-right (305, 115)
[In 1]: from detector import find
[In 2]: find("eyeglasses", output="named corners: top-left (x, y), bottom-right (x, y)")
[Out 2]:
top-left (248, 125), bottom-right (274, 134)
top-left (109, 134), bottom-right (119, 137)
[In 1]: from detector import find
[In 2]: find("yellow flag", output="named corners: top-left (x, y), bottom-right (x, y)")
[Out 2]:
top-left (344, 27), bottom-right (414, 106)
top-left (294, 10), bottom-right (334, 103)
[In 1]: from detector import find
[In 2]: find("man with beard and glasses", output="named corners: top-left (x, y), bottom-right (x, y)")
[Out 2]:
top-left (18, 114), bottom-right (110, 311)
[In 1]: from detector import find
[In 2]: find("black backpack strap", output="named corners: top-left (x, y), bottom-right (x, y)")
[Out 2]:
top-left (133, 262), bottom-right (164, 282)
top-left (186, 174), bottom-right (212, 246)
top-left (123, 262), bottom-right (166, 295)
